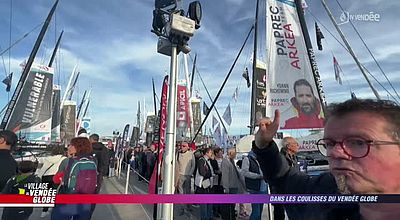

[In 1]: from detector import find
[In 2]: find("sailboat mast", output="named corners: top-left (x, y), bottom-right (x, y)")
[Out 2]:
top-left (61, 64), bottom-right (77, 108)
top-left (152, 78), bottom-right (157, 115)
top-left (294, 0), bottom-right (327, 110)
top-left (67, 71), bottom-right (80, 100)
top-left (189, 54), bottom-right (197, 95)
top-left (48, 30), bottom-right (64, 67)
top-left (320, 0), bottom-right (380, 99)
top-left (184, 54), bottom-right (195, 139)
top-left (137, 101), bottom-right (141, 135)
top-left (82, 100), bottom-right (90, 118)
top-left (0, 0), bottom-right (59, 130)
top-left (250, 0), bottom-right (260, 134)
top-left (77, 90), bottom-right (87, 119)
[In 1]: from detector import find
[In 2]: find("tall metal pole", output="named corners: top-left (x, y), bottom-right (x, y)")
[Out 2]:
top-left (321, 0), bottom-right (380, 99)
top-left (183, 54), bottom-right (194, 139)
top-left (189, 54), bottom-right (197, 95)
top-left (61, 64), bottom-right (77, 109)
top-left (294, 0), bottom-right (327, 111)
top-left (250, 0), bottom-right (260, 134)
top-left (152, 78), bottom-right (158, 115)
top-left (48, 30), bottom-right (64, 67)
top-left (161, 44), bottom-right (178, 220)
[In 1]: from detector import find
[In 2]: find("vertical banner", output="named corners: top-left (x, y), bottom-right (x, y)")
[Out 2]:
top-left (60, 100), bottom-right (76, 144)
top-left (121, 124), bottom-right (130, 150)
top-left (6, 64), bottom-right (53, 142)
top-left (266, 0), bottom-right (325, 129)
top-left (254, 65), bottom-right (267, 124)
top-left (149, 76), bottom-right (168, 194)
top-left (152, 111), bottom-right (161, 143)
top-left (145, 115), bottom-right (156, 133)
top-left (81, 117), bottom-right (91, 134)
top-left (176, 84), bottom-right (189, 141)
top-left (51, 85), bottom-right (61, 142)
top-left (130, 126), bottom-right (140, 146)
top-left (191, 97), bottom-right (202, 143)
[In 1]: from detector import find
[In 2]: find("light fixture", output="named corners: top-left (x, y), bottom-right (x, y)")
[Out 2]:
top-left (188, 1), bottom-right (202, 29)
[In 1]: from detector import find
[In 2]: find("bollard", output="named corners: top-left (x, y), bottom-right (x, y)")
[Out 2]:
top-left (125, 163), bottom-right (131, 194)
top-left (117, 158), bottom-right (121, 178)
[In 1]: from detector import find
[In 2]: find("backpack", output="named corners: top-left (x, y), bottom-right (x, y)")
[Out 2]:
top-left (63, 156), bottom-right (98, 194)
top-left (3, 174), bottom-right (40, 194)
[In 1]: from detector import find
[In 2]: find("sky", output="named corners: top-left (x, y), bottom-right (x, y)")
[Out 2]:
top-left (0, 0), bottom-right (399, 138)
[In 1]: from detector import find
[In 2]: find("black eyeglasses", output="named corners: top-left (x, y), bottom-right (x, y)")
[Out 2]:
top-left (316, 137), bottom-right (400, 158)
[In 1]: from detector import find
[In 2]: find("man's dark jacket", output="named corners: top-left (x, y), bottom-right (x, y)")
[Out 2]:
top-left (0, 149), bottom-right (17, 191)
top-left (253, 141), bottom-right (360, 220)
top-left (92, 142), bottom-right (110, 176)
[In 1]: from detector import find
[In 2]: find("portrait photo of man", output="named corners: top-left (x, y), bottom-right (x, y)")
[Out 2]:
top-left (282, 79), bottom-right (324, 129)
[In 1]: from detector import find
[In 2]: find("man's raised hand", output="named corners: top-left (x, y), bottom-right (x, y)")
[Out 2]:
top-left (254, 109), bottom-right (280, 149)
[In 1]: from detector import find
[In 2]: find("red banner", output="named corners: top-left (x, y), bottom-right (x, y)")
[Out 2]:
top-left (177, 85), bottom-right (190, 127)
top-left (148, 76), bottom-right (168, 194)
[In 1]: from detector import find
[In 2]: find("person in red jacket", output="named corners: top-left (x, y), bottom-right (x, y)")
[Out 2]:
top-left (283, 79), bottom-right (324, 129)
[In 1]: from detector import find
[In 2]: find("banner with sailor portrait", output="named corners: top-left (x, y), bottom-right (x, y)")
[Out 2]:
top-left (266, 0), bottom-right (325, 129)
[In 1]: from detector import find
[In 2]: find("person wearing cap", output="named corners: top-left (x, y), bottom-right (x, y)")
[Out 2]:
top-left (0, 130), bottom-right (18, 191)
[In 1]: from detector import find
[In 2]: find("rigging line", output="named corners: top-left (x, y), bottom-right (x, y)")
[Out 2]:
top-left (307, 9), bottom-right (399, 103)
top-left (187, 54), bottom-right (231, 135)
top-left (334, 0), bottom-right (400, 101)
top-left (193, 58), bottom-right (228, 134)
top-left (8, 0), bottom-right (13, 80)
top-left (0, 22), bottom-right (44, 57)
top-left (324, 29), bottom-right (356, 96)
top-left (1, 46), bottom-right (8, 77)
top-left (192, 25), bottom-right (254, 143)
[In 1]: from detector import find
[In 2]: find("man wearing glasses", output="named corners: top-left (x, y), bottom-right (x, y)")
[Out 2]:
top-left (253, 99), bottom-right (400, 219)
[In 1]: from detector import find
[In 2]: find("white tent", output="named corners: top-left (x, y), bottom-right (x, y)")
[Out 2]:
top-left (235, 135), bottom-right (254, 153)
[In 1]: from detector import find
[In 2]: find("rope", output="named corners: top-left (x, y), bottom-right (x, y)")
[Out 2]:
top-left (307, 9), bottom-right (399, 103)
top-left (0, 22), bottom-right (44, 57)
top-left (121, 160), bottom-right (150, 184)
top-left (8, 0), bottom-right (13, 83)
top-left (334, 0), bottom-right (400, 101)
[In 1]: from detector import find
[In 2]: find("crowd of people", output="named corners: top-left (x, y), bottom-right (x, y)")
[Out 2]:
top-left (118, 143), bottom-right (157, 182)
top-left (0, 98), bottom-right (399, 220)
top-left (174, 141), bottom-right (269, 220)
top-left (0, 129), bottom-right (112, 220)
top-left (170, 98), bottom-right (400, 220)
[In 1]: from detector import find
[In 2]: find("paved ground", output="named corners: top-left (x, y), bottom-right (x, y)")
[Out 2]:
top-left (27, 177), bottom-right (151, 220)
top-left (1, 168), bottom-right (274, 220)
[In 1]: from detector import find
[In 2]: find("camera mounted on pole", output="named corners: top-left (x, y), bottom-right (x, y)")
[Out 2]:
top-left (152, 0), bottom-right (202, 56)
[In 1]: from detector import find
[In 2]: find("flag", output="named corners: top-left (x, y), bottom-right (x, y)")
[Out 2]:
top-left (213, 124), bottom-right (222, 146)
top-left (242, 67), bottom-right (250, 88)
top-left (195, 90), bottom-right (202, 99)
top-left (232, 86), bottom-right (238, 102)
top-left (148, 75), bottom-right (168, 194)
top-left (212, 115), bottom-right (219, 130)
top-left (315, 22), bottom-right (324, 51)
top-left (203, 102), bottom-right (210, 115)
top-left (19, 60), bottom-right (26, 68)
top-left (302, 0), bottom-right (308, 9)
top-left (333, 56), bottom-right (343, 85)
top-left (351, 91), bottom-right (357, 100)
top-left (2, 72), bottom-right (12, 92)
top-left (221, 128), bottom-right (228, 148)
top-left (222, 103), bottom-right (232, 126)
